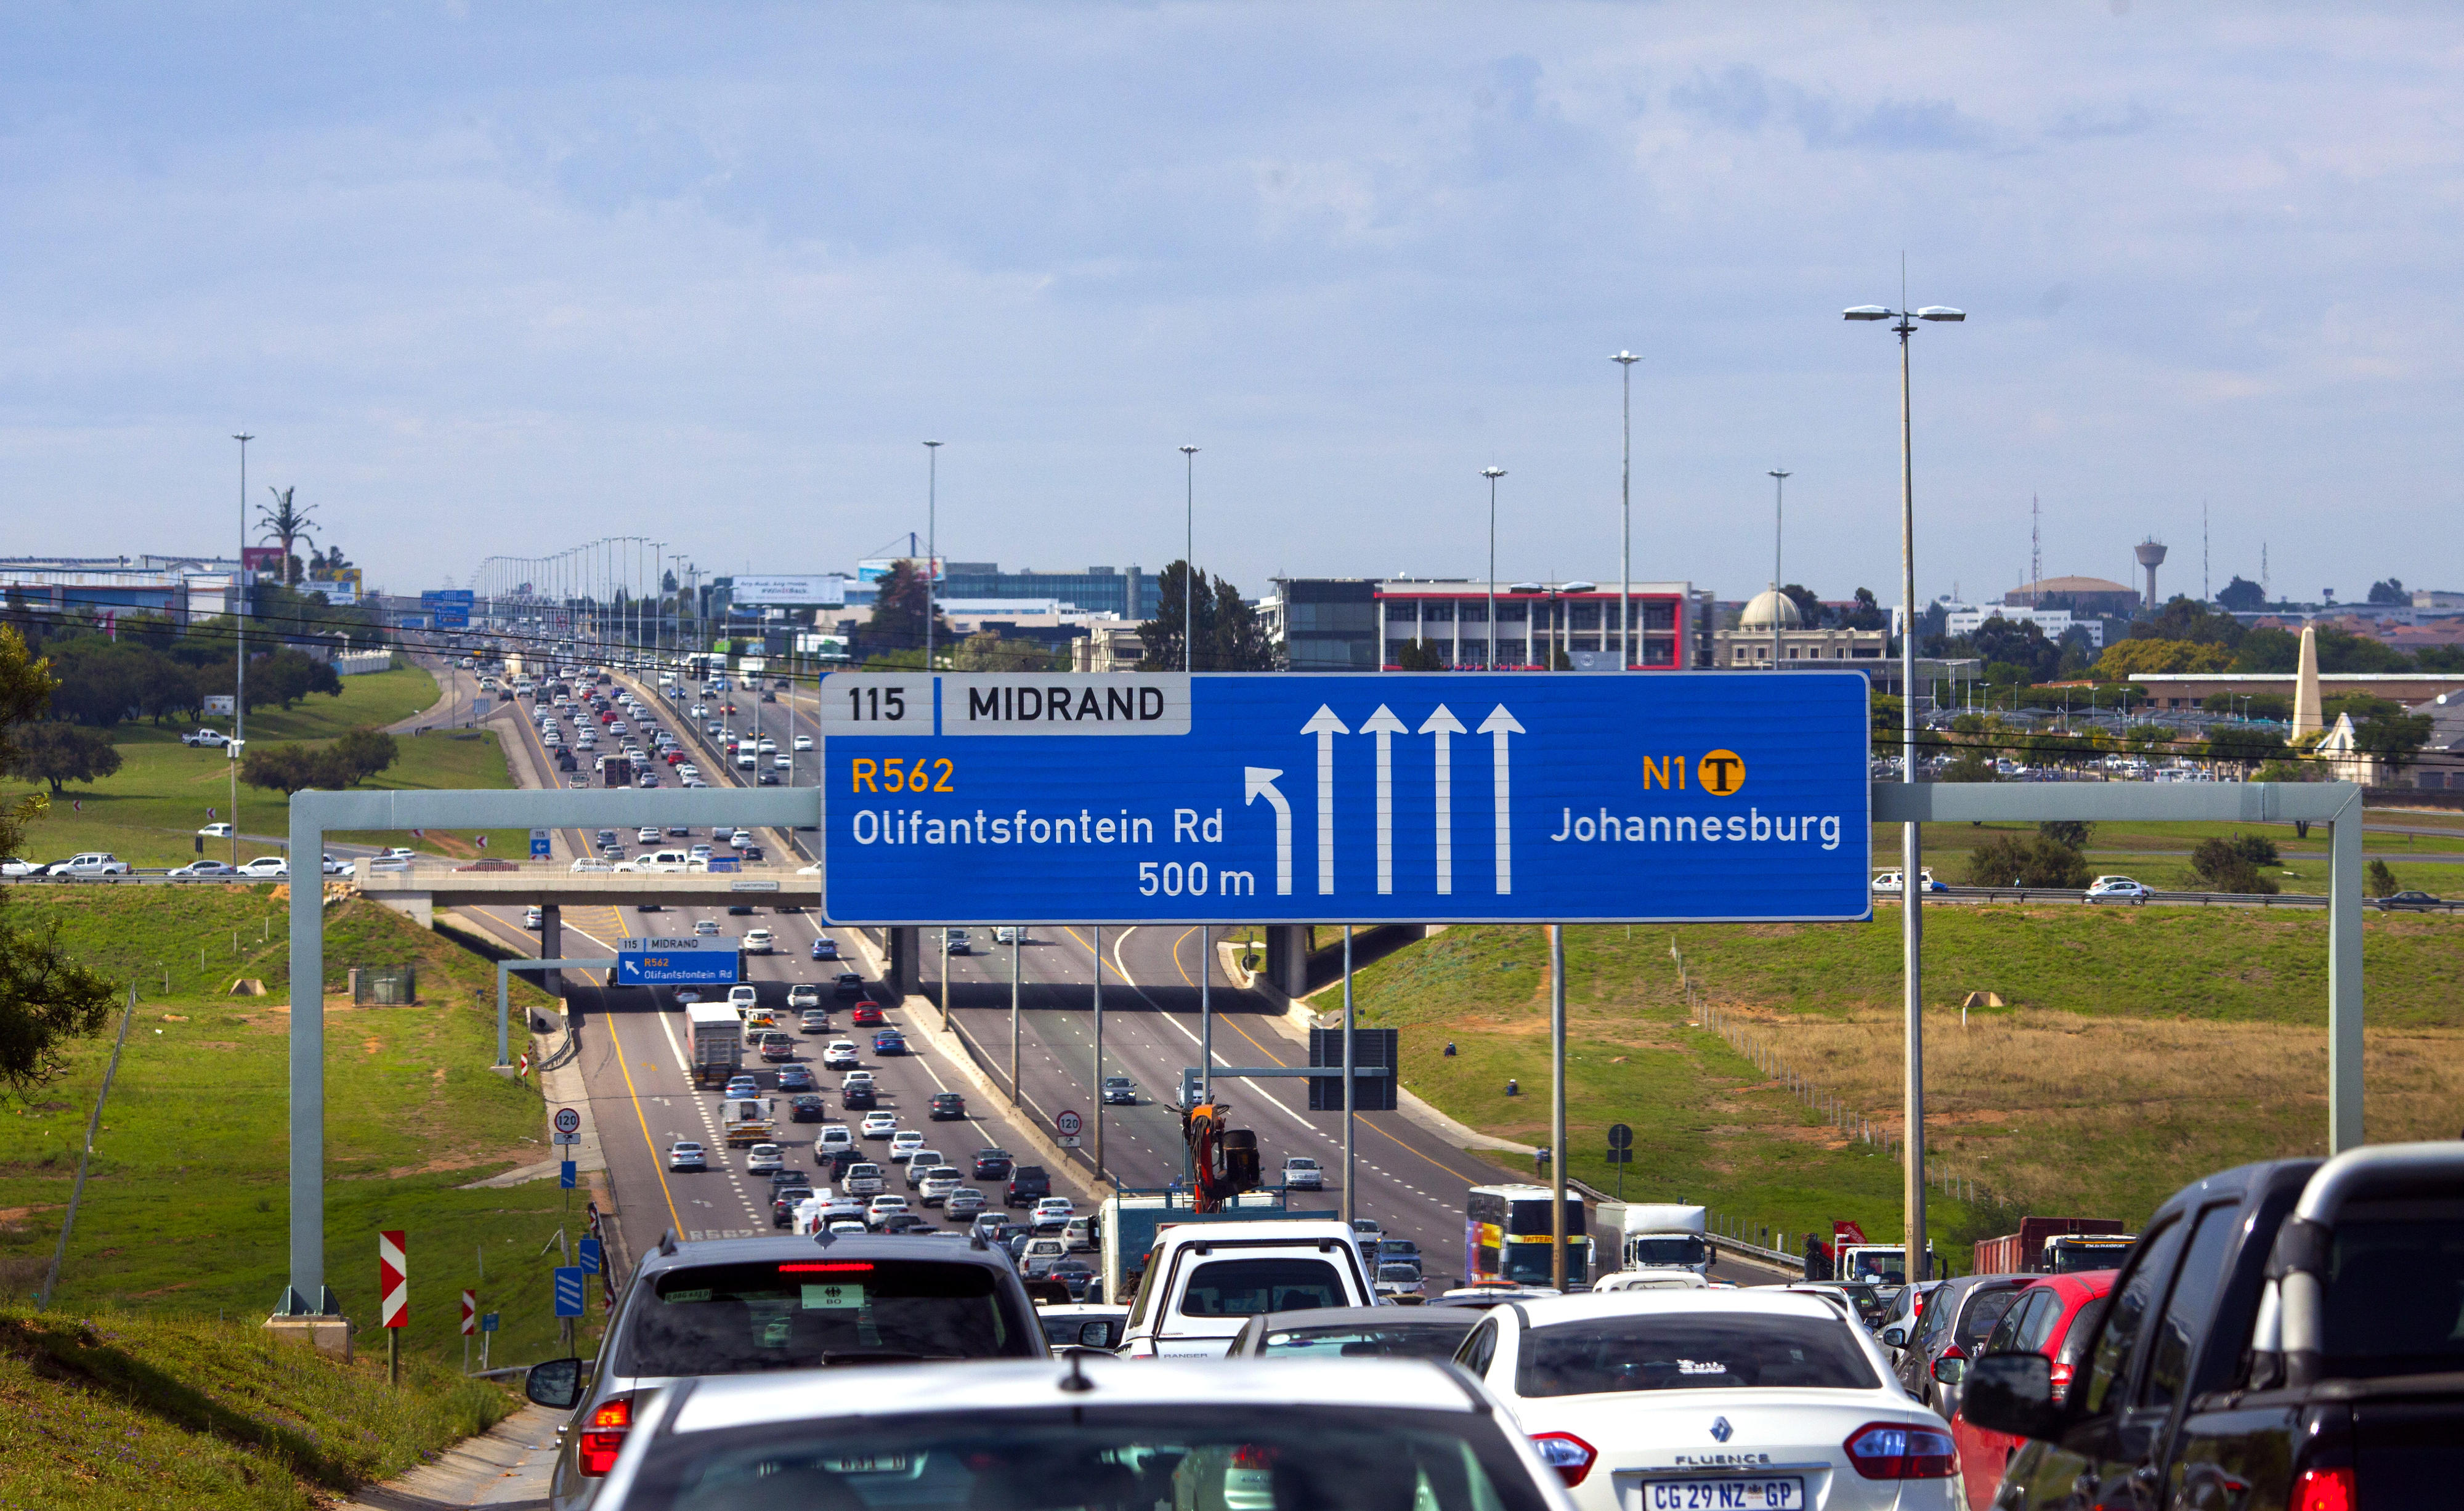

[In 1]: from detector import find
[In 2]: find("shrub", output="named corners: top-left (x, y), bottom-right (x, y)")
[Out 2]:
top-left (1963, 833), bottom-right (2091, 889)
top-left (2367, 859), bottom-right (2399, 898)
top-left (2189, 835), bottom-right (2282, 895)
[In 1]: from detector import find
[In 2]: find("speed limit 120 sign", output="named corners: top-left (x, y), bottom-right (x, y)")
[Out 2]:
top-left (553, 1108), bottom-right (582, 1136)
top-left (1055, 1109), bottom-right (1083, 1147)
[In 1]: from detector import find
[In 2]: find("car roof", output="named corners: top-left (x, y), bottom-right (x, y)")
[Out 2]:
top-left (665, 1356), bottom-right (1480, 1436)
top-left (1513, 1289), bottom-right (1845, 1326)
top-left (1249, 1306), bottom-right (1474, 1330)
top-left (634, 1231), bottom-right (1012, 1278)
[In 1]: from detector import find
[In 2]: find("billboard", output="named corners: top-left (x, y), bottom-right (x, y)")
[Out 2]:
top-left (729, 575), bottom-right (847, 607)
top-left (242, 546), bottom-right (286, 576)
top-left (857, 557), bottom-right (942, 584)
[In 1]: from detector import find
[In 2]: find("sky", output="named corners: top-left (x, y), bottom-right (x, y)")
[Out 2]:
top-left (5, 2), bottom-right (2461, 609)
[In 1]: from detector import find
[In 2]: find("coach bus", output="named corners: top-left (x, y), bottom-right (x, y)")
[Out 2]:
top-left (1465, 1183), bottom-right (1591, 1288)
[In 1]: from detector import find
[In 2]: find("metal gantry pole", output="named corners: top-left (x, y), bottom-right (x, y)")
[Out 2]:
top-left (1550, 923), bottom-right (1568, 1289)
top-left (1010, 926), bottom-right (1021, 1107)
top-left (1092, 923), bottom-right (1104, 1184)
top-left (1613, 353), bottom-right (1638, 668)
top-left (2328, 789), bottom-right (2364, 1152)
top-left (1341, 925), bottom-right (1356, 1228)
top-left (232, 432), bottom-right (252, 868)
top-left (1895, 310), bottom-right (1927, 1281)
top-left (286, 798), bottom-right (329, 1313)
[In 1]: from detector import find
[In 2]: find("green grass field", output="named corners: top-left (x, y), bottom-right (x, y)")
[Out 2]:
top-left (8, 665), bottom-right (536, 867)
top-left (0, 1306), bottom-right (513, 1510)
top-left (1864, 819), bottom-right (2464, 896)
top-left (1347, 907), bottom-right (2464, 1260)
top-left (0, 885), bottom-right (587, 1376)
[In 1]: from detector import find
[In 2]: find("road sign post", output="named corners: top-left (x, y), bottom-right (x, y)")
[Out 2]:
top-left (1607, 1122), bottom-right (1634, 1199)
top-left (460, 1287), bottom-right (476, 1374)
top-left (553, 1107), bottom-right (581, 1138)
top-left (378, 1229), bottom-right (406, 1386)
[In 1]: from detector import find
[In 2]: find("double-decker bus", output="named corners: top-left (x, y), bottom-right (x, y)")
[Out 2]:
top-left (1465, 1184), bottom-right (1591, 1288)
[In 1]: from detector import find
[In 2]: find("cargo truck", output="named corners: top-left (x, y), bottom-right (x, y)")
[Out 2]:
top-left (1973, 1215), bottom-right (2131, 1275)
top-left (600, 756), bottom-right (633, 788)
top-left (686, 1002), bottom-right (744, 1087)
top-left (1595, 1201), bottom-right (1714, 1277)
top-left (720, 1095), bottom-right (774, 1146)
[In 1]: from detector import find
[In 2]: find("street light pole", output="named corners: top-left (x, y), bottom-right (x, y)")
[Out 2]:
top-left (1769, 469), bottom-right (1791, 671)
top-left (1482, 468), bottom-right (1506, 669)
top-left (1612, 353), bottom-right (1639, 668)
top-left (923, 441), bottom-right (941, 670)
top-left (232, 432), bottom-right (253, 868)
top-left (1181, 445), bottom-right (1201, 672)
top-left (1846, 291), bottom-right (1964, 1281)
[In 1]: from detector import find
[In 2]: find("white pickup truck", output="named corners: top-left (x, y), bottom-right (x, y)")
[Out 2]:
top-left (1116, 1218), bottom-right (1373, 1359)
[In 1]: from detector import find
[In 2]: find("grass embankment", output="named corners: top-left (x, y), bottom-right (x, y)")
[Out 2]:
top-left (1872, 819), bottom-right (2464, 895)
top-left (7, 665), bottom-right (535, 866)
top-left (0, 885), bottom-right (590, 1375)
top-left (0, 1306), bottom-right (509, 1510)
top-left (1350, 909), bottom-right (2464, 1257)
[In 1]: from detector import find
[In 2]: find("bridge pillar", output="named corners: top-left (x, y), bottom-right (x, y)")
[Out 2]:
top-left (886, 926), bottom-right (922, 997)
top-left (541, 905), bottom-right (562, 999)
top-left (1264, 925), bottom-right (1310, 1001)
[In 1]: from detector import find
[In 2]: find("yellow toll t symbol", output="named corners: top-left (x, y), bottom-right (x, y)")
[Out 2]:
top-left (1698, 748), bottom-right (1747, 796)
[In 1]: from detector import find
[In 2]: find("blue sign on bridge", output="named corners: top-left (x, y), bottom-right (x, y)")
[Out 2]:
top-left (817, 672), bottom-right (1870, 925)
top-left (615, 938), bottom-right (740, 986)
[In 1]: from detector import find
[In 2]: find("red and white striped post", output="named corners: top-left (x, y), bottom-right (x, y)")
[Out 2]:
top-left (379, 1229), bottom-right (407, 1385)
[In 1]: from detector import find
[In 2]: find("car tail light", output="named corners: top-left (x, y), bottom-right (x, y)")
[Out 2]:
top-left (2292, 1468), bottom-right (2355, 1511)
top-left (577, 1394), bottom-right (633, 1477)
top-left (1528, 1432), bottom-right (1597, 1488)
top-left (2046, 1359), bottom-right (2075, 1403)
top-left (1842, 1422), bottom-right (1957, 1480)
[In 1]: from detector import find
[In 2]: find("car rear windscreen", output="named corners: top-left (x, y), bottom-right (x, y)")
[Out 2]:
top-left (1260, 1322), bottom-right (1474, 1359)
top-left (620, 1260), bottom-right (1037, 1374)
top-left (1517, 1313), bottom-right (1879, 1396)
top-left (622, 1404), bottom-right (1553, 1511)
top-left (2324, 1213), bottom-right (2464, 1375)
top-left (1178, 1258), bottom-right (1347, 1317)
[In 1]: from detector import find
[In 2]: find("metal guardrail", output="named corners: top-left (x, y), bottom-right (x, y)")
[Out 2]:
top-left (1886, 883), bottom-right (2460, 913)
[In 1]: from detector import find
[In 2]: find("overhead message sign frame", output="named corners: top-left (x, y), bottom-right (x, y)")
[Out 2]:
top-left (615, 936), bottom-right (742, 986)
top-left (816, 671), bottom-right (1870, 926)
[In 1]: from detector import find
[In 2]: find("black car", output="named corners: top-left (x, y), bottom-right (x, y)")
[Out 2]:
top-left (1004, 1165), bottom-right (1052, 1207)
top-left (635, 901), bottom-right (663, 912)
top-left (928, 1092), bottom-right (966, 1120)
top-left (740, 845), bottom-right (766, 859)
top-left (841, 1082), bottom-right (877, 1111)
top-left (2380, 889), bottom-right (2445, 910)
top-left (769, 1181), bottom-right (814, 1226)
top-left (727, 903), bottom-right (754, 916)
top-left (787, 1093), bottom-right (827, 1122)
top-left (973, 1148), bottom-right (1014, 1180)
top-left (879, 1212), bottom-right (930, 1235)
top-left (833, 972), bottom-right (865, 999)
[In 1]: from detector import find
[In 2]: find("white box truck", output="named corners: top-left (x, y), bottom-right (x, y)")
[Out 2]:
top-left (687, 1002), bottom-right (744, 1087)
top-left (1595, 1201), bottom-right (1715, 1278)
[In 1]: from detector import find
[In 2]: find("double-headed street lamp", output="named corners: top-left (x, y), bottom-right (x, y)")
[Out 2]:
top-left (1845, 294), bottom-right (1963, 1281)
top-left (1482, 468), bottom-right (1507, 668)
top-left (1611, 352), bottom-right (1640, 667)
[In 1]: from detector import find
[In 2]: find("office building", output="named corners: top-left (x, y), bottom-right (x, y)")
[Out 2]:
top-left (1262, 578), bottom-right (1712, 672)
top-left (1711, 588), bottom-right (1892, 667)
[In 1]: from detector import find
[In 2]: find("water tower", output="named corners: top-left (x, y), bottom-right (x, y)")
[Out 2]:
top-left (2134, 538), bottom-right (2168, 609)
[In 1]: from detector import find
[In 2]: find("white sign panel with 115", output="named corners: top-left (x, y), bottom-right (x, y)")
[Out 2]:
top-left (817, 671), bottom-right (1871, 925)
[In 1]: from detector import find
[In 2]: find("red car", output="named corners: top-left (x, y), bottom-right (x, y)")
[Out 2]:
top-left (849, 1003), bottom-right (885, 1027)
top-left (1950, 1268), bottom-right (2116, 1510)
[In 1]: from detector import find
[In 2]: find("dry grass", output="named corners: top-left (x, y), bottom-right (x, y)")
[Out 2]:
top-left (1722, 1003), bottom-right (2464, 1215)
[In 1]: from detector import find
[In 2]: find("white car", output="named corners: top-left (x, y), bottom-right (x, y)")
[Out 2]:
top-left (48, 853), bottom-right (131, 878)
top-left (1282, 1156), bottom-right (1324, 1190)
top-left (667, 1141), bottom-right (708, 1171)
top-left (569, 857), bottom-right (614, 873)
top-left (1453, 1289), bottom-right (1957, 1511)
top-left (822, 1040), bottom-right (860, 1069)
top-left (1870, 869), bottom-right (1945, 895)
top-left (888, 1130), bottom-right (926, 1162)
top-left (742, 928), bottom-right (774, 954)
top-left (992, 925), bottom-right (1024, 944)
top-left (727, 984), bottom-right (759, 1011)
top-left (918, 1169), bottom-right (964, 1206)
top-left (2086, 874), bottom-right (2152, 902)
top-left (167, 860), bottom-right (239, 879)
top-left (864, 1194), bottom-right (911, 1229)
top-left (197, 822), bottom-right (233, 838)
top-left (319, 854), bottom-right (351, 875)
top-left (524, 905), bottom-right (544, 929)
top-left (785, 982), bottom-right (821, 1009)
top-left (745, 1143), bottom-right (785, 1174)
top-left (772, 753), bottom-right (792, 770)
top-left (792, 734), bottom-right (813, 751)
top-left (815, 1124), bottom-right (854, 1156)
top-left (859, 1111), bottom-right (899, 1139)
top-left (636, 826), bottom-right (660, 844)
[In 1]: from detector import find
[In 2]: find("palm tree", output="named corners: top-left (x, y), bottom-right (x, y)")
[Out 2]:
top-left (257, 487), bottom-right (318, 586)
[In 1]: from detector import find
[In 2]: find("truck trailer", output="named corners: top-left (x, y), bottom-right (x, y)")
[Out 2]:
top-left (1973, 1215), bottom-right (2131, 1275)
top-left (686, 1002), bottom-right (744, 1087)
top-left (1594, 1201), bottom-right (1714, 1277)
top-left (721, 1096), bottom-right (775, 1146)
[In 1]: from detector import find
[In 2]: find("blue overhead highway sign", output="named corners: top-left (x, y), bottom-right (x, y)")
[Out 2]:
top-left (615, 936), bottom-right (741, 986)
top-left (817, 671), bottom-right (1870, 925)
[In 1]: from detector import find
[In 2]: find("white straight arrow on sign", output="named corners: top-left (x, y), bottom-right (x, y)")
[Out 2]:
top-left (1478, 705), bottom-right (1523, 894)
top-left (1418, 705), bottom-right (1465, 895)
top-left (1301, 706), bottom-right (1348, 895)
top-left (1361, 705), bottom-right (1406, 894)
top-left (1244, 767), bottom-right (1293, 894)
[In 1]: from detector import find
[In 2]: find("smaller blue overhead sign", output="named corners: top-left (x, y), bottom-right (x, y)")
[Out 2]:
top-left (615, 937), bottom-right (740, 987)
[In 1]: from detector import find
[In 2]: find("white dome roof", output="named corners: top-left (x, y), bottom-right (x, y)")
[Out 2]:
top-left (1739, 588), bottom-right (1803, 630)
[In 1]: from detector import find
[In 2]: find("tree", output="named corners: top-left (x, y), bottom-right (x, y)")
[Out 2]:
top-left (330, 726), bottom-right (399, 784)
top-left (0, 626), bottom-right (120, 1088)
top-left (1839, 587), bottom-right (1889, 631)
top-left (1940, 750), bottom-right (1999, 783)
top-left (2367, 578), bottom-right (2407, 606)
top-left (2205, 724), bottom-right (2288, 776)
top-left (256, 485), bottom-right (318, 586)
top-left (251, 649), bottom-right (343, 710)
top-left (2217, 576), bottom-right (2267, 612)
top-left (862, 560), bottom-right (946, 662)
top-left (1778, 584), bottom-right (1825, 627)
top-left (1393, 639), bottom-right (1445, 671)
top-left (9, 722), bottom-right (123, 795)
top-left (951, 630), bottom-right (1053, 672)
top-left (2353, 712), bottom-right (2435, 774)
top-left (1964, 832), bottom-right (2091, 888)
top-left (2038, 820), bottom-right (2094, 851)
top-left (2125, 723), bottom-right (2177, 753)
top-left (2096, 639), bottom-right (2235, 679)
top-left (2366, 859), bottom-right (2399, 898)
top-left (1138, 561), bottom-right (1278, 672)
top-left (1966, 617), bottom-right (2061, 684)
top-left (2190, 834), bottom-right (2281, 894)
top-left (2134, 597), bottom-right (2245, 647)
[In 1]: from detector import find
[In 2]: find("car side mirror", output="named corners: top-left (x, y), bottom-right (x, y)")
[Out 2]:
top-left (1881, 1324), bottom-right (1908, 1348)
top-left (1931, 1355), bottom-right (1968, 1384)
top-left (1077, 1322), bottom-right (1117, 1348)
top-left (524, 1356), bottom-right (585, 1410)
top-left (1962, 1353), bottom-right (2064, 1441)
